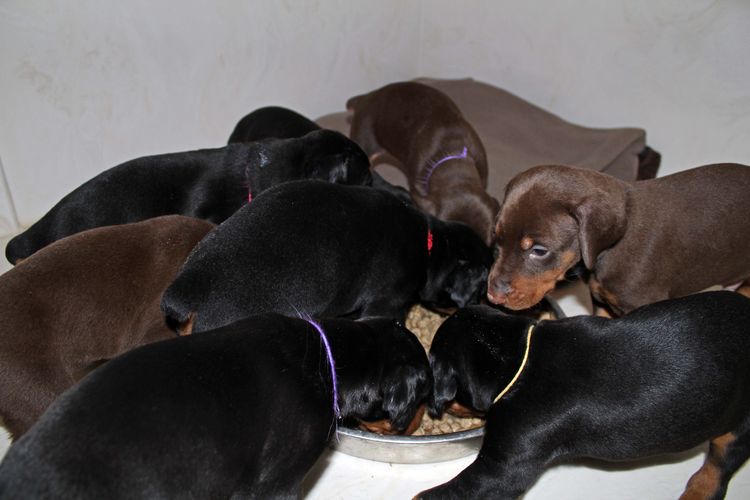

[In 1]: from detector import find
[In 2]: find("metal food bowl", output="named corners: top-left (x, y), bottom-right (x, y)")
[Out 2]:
top-left (333, 426), bottom-right (484, 464)
top-left (331, 296), bottom-right (565, 464)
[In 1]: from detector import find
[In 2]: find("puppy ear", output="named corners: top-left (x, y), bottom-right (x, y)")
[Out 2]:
top-left (427, 354), bottom-right (457, 418)
top-left (447, 261), bottom-right (487, 308)
top-left (382, 365), bottom-right (431, 432)
top-left (573, 193), bottom-right (627, 269)
top-left (305, 158), bottom-right (348, 184)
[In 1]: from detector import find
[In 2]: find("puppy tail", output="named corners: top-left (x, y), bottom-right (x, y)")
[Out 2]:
top-left (160, 293), bottom-right (196, 336)
top-left (427, 354), bottom-right (458, 419)
top-left (345, 94), bottom-right (366, 112)
top-left (4, 233), bottom-right (33, 265)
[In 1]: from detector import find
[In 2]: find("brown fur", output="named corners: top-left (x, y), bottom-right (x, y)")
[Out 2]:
top-left (0, 215), bottom-right (214, 439)
top-left (358, 404), bottom-right (426, 435)
top-left (347, 81), bottom-right (499, 245)
top-left (680, 433), bottom-right (736, 500)
top-left (487, 163), bottom-right (750, 315)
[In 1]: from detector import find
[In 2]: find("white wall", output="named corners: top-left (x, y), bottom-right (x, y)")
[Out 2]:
top-left (418, 0), bottom-right (750, 176)
top-left (0, 0), bottom-right (421, 230)
top-left (3, 1), bottom-right (748, 232)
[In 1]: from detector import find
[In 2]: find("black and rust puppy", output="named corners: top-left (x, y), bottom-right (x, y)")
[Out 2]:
top-left (0, 215), bottom-right (214, 440)
top-left (161, 180), bottom-right (492, 334)
top-left (0, 314), bottom-right (431, 499)
top-left (5, 130), bottom-right (371, 264)
top-left (419, 292), bottom-right (750, 500)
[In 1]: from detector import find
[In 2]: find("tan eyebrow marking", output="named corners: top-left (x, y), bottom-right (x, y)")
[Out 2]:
top-left (520, 236), bottom-right (534, 251)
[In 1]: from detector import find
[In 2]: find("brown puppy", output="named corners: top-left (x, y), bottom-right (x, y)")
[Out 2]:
top-left (487, 163), bottom-right (750, 315)
top-left (0, 215), bottom-right (214, 439)
top-left (347, 81), bottom-right (499, 245)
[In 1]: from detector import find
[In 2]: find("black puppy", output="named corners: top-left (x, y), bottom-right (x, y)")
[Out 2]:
top-left (5, 130), bottom-right (371, 264)
top-left (228, 104), bottom-right (412, 204)
top-left (161, 180), bottom-right (491, 334)
top-left (419, 292), bottom-right (750, 500)
top-left (228, 105), bottom-right (321, 143)
top-left (0, 313), bottom-right (431, 499)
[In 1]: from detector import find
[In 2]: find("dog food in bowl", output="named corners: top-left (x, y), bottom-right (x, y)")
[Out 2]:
top-left (333, 301), bottom-right (560, 463)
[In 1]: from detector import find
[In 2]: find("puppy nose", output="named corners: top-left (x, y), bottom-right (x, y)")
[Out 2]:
top-left (487, 279), bottom-right (512, 304)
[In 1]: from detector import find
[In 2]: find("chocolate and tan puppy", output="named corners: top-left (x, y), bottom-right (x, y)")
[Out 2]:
top-left (487, 163), bottom-right (750, 315)
top-left (0, 215), bottom-right (214, 439)
top-left (0, 314), bottom-right (431, 499)
top-left (347, 81), bottom-right (499, 245)
top-left (5, 130), bottom-right (370, 264)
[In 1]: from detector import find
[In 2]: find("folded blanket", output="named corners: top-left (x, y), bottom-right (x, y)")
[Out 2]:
top-left (316, 77), bottom-right (658, 201)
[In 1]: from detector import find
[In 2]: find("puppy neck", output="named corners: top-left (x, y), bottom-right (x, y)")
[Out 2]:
top-left (493, 320), bottom-right (539, 404)
top-left (302, 317), bottom-right (341, 420)
top-left (419, 146), bottom-right (471, 194)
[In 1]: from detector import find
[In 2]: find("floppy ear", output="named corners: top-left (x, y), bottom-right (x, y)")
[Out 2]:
top-left (382, 365), bottom-right (431, 432)
top-left (573, 192), bottom-right (627, 269)
top-left (326, 160), bottom-right (348, 183)
top-left (427, 354), bottom-right (457, 418)
top-left (447, 261), bottom-right (487, 308)
top-left (305, 157), bottom-right (348, 184)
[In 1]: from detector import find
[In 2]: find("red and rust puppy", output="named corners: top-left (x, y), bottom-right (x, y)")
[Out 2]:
top-left (487, 163), bottom-right (750, 315)
top-left (5, 130), bottom-right (370, 264)
top-left (421, 292), bottom-right (750, 500)
top-left (0, 215), bottom-right (214, 439)
top-left (0, 314), bottom-right (431, 499)
top-left (347, 81), bottom-right (499, 245)
top-left (161, 180), bottom-right (492, 334)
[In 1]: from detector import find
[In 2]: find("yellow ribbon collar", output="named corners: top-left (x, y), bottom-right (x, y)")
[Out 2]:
top-left (493, 322), bottom-right (537, 404)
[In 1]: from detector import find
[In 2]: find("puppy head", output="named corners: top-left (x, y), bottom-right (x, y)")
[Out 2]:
top-left (421, 220), bottom-right (492, 311)
top-left (487, 165), bottom-right (627, 310)
top-left (428, 306), bottom-right (534, 418)
top-left (300, 129), bottom-right (372, 186)
top-left (340, 318), bottom-right (432, 435)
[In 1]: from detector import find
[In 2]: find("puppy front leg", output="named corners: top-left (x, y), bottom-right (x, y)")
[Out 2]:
top-left (415, 450), bottom-right (548, 500)
top-left (416, 411), bottom-right (555, 499)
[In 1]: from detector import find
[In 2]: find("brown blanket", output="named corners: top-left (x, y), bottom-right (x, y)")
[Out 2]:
top-left (317, 77), bottom-right (657, 202)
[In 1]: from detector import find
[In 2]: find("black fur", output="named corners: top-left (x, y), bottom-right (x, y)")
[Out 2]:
top-left (5, 130), bottom-right (371, 264)
top-left (228, 106), bottom-right (321, 143)
top-left (0, 314), bottom-right (431, 499)
top-left (420, 292), bottom-right (750, 499)
top-left (228, 104), bottom-right (413, 205)
top-left (161, 180), bottom-right (491, 333)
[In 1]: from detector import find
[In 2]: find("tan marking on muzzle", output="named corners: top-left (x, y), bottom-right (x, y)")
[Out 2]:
top-left (502, 250), bottom-right (578, 310)
top-left (177, 313), bottom-right (195, 336)
top-left (446, 401), bottom-right (484, 418)
top-left (358, 404), bottom-right (426, 436)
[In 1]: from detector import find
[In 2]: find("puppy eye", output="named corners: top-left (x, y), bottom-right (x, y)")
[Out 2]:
top-left (529, 244), bottom-right (549, 258)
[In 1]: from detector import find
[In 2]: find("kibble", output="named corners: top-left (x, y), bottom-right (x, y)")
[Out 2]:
top-left (405, 304), bottom-right (484, 435)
